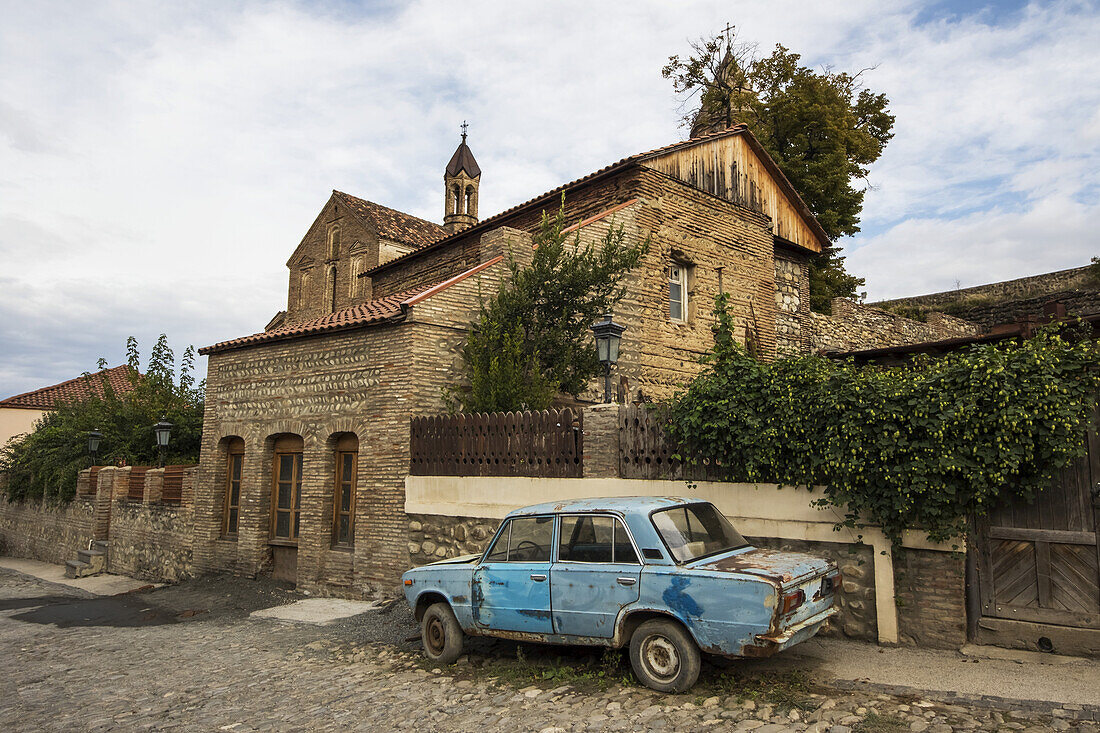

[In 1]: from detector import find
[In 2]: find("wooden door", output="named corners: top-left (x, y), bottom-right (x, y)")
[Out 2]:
top-left (978, 408), bottom-right (1100, 629)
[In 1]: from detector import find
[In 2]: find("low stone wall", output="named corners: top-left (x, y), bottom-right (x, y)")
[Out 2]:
top-left (407, 514), bottom-right (500, 567)
top-left (810, 298), bottom-right (981, 353)
top-left (0, 495), bottom-right (96, 565)
top-left (107, 501), bottom-right (194, 582)
top-left (875, 264), bottom-right (1096, 312)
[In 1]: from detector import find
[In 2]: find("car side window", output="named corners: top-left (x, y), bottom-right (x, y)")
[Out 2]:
top-left (484, 516), bottom-right (553, 562)
top-left (559, 515), bottom-right (639, 564)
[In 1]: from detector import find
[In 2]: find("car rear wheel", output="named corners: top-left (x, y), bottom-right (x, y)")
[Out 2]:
top-left (421, 602), bottom-right (463, 664)
top-left (629, 619), bottom-right (701, 692)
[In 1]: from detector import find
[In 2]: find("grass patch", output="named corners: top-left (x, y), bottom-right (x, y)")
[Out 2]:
top-left (852, 712), bottom-right (908, 732)
top-left (710, 668), bottom-right (814, 712)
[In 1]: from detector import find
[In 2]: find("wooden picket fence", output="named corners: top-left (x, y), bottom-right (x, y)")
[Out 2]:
top-left (410, 408), bottom-right (583, 478)
top-left (161, 465), bottom-right (187, 504)
top-left (127, 467), bottom-right (149, 501)
top-left (618, 405), bottom-right (729, 481)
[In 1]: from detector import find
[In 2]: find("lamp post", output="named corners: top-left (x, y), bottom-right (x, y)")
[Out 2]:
top-left (590, 312), bottom-right (626, 403)
top-left (87, 430), bottom-right (103, 467)
top-left (153, 417), bottom-right (173, 468)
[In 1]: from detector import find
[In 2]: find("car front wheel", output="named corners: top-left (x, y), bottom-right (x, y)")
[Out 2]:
top-left (629, 619), bottom-right (701, 692)
top-left (421, 602), bottom-right (464, 664)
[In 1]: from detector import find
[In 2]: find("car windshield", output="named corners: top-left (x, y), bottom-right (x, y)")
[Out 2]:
top-left (651, 503), bottom-right (749, 563)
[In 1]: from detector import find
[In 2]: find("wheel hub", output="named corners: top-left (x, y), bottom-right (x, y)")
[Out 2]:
top-left (426, 616), bottom-right (445, 654)
top-left (643, 634), bottom-right (680, 680)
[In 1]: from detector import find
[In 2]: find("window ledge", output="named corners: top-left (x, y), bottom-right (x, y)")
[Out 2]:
top-left (330, 543), bottom-right (354, 553)
top-left (268, 538), bottom-right (298, 548)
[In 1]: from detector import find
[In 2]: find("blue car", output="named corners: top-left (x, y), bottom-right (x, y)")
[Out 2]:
top-left (402, 497), bottom-right (839, 691)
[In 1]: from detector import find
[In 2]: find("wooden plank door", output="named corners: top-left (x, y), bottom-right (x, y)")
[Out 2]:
top-left (978, 406), bottom-right (1100, 629)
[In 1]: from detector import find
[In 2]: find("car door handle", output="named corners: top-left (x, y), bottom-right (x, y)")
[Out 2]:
top-left (530, 574), bottom-right (547, 582)
top-left (616, 577), bottom-right (637, 586)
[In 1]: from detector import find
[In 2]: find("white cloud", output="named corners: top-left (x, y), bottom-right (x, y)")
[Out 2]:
top-left (0, 0), bottom-right (1098, 394)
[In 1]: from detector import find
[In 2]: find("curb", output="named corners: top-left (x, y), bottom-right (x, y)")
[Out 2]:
top-left (831, 678), bottom-right (1100, 722)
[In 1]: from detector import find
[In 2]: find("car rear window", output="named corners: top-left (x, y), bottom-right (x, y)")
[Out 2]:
top-left (651, 503), bottom-right (748, 563)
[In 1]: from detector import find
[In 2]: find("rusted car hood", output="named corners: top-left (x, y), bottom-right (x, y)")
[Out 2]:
top-left (426, 553), bottom-right (480, 566)
top-left (691, 547), bottom-right (833, 586)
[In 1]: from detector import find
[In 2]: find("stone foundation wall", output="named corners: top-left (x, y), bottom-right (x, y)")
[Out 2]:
top-left (0, 495), bottom-right (96, 565)
top-left (107, 501), bottom-right (195, 582)
top-left (875, 264), bottom-right (1096, 311)
top-left (894, 547), bottom-right (966, 649)
top-left (406, 514), bottom-right (501, 567)
top-left (749, 536), bottom-right (878, 643)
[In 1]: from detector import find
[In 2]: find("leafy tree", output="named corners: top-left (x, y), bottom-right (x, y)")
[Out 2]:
top-left (1, 335), bottom-right (205, 502)
top-left (453, 199), bottom-right (649, 412)
top-left (665, 295), bottom-right (1100, 546)
top-left (663, 26), bottom-right (895, 311)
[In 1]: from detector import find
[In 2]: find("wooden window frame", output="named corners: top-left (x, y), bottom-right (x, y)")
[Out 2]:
top-left (271, 450), bottom-right (303, 542)
top-left (669, 263), bottom-right (688, 323)
top-left (223, 447), bottom-right (243, 537)
top-left (333, 449), bottom-right (357, 546)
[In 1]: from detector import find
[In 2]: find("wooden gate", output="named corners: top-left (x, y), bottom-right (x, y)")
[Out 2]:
top-left (977, 408), bottom-right (1100, 631)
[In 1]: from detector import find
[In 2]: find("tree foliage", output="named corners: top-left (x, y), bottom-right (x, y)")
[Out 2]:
top-left (1, 335), bottom-right (205, 502)
top-left (663, 26), bottom-right (895, 309)
top-left (665, 294), bottom-right (1100, 546)
top-left (454, 199), bottom-right (649, 412)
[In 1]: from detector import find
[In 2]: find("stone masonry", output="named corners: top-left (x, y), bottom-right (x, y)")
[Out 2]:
top-left (810, 297), bottom-right (982, 353)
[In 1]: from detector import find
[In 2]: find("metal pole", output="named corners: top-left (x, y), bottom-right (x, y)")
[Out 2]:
top-left (603, 363), bottom-right (612, 403)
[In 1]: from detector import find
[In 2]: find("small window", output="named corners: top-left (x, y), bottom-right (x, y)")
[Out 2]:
top-left (272, 438), bottom-right (303, 541)
top-left (559, 515), bottom-right (639, 564)
top-left (223, 441), bottom-right (244, 536)
top-left (669, 264), bottom-right (688, 322)
top-left (484, 516), bottom-right (554, 562)
top-left (298, 270), bottom-right (311, 309)
top-left (333, 435), bottom-right (357, 546)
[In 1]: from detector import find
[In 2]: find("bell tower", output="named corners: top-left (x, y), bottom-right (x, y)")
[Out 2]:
top-left (443, 121), bottom-right (480, 235)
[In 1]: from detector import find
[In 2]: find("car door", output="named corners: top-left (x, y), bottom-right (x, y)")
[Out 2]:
top-left (472, 515), bottom-right (555, 634)
top-left (550, 514), bottom-right (642, 638)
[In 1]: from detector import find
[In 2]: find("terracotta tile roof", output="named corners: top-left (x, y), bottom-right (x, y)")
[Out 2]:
top-left (363, 125), bottom-right (818, 278)
top-left (0, 365), bottom-right (137, 410)
top-left (333, 190), bottom-right (446, 249)
top-left (200, 283), bottom-right (438, 355)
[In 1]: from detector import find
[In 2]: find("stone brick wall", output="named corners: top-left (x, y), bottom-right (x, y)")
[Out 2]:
top-left (875, 264), bottom-right (1096, 312)
top-left (107, 502), bottom-right (194, 582)
top-left (774, 253), bottom-right (811, 357)
top-left (406, 514), bottom-right (501, 567)
top-left (810, 298), bottom-right (982, 353)
top-left (942, 289), bottom-right (1100, 328)
top-left (893, 547), bottom-right (967, 649)
top-left (0, 495), bottom-right (96, 564)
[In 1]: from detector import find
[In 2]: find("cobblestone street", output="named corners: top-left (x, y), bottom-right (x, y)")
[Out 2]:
top-left (1, 568), bottom-right (1096, 732)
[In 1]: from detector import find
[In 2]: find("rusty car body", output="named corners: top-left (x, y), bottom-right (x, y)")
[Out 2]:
top-left (402, 497), bottom-right (839, 691)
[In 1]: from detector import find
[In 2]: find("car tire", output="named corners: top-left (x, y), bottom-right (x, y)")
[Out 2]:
top-left (629, 619), bottom-right (701, 692)
top-left (421, 602), bottom-right (464, 665)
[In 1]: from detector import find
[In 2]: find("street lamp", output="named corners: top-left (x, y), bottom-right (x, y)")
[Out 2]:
top-left (87, 430), bottom-right (103, 466)
top-left (153, 416), bottom-right (173, 467)
top-left (590, 312), bottom-right (626, 403)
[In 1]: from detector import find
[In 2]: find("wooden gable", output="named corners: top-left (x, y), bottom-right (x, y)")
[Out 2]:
top-left (639, 131), bottom-right (828, 253)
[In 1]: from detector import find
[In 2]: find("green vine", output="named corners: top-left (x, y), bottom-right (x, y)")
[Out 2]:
top-left (666, 294), bottom-right (1100, 546)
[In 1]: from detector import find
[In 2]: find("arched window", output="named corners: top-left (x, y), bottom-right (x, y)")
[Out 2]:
top-left (271, 434), bottom-right (303, 541)
top-left (222, 437), bottom-right (244, 536)
top-left (465, 185), bottom-right (474, 216)
top-left (452, 184), bottom-right (462, 214)
top-left (333, 433), bottom-right (358, 546)
top-left (298, 269), bottom-right (311, 309)
top-left (328, 226), bottom-right (340, 260)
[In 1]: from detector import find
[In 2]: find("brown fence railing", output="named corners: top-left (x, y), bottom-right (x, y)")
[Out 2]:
top-left (619, 405), bottom-right (728, 481)
top-left (127, 467), bottom-right (149, 502)
top-left (410, 409), bottom-right (583, 478)
top-left (161, 465), bottom-right (187, 504)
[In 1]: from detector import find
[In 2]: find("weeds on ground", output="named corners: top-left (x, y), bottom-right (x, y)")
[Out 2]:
top-left (468, 646), bottom-right (637, 692)
top-left (712, 668), bottom-right (813, 712)
top-left (852, 712), bottom-right (908, 732)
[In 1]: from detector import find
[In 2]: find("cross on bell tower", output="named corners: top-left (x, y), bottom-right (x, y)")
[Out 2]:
top-left (443, 121), bottom-right (481, 235)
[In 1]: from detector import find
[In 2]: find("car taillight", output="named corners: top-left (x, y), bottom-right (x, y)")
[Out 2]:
top-left (781, 589), bottom-right (805, 615)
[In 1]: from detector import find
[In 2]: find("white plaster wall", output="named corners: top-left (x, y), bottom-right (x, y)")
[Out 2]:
top-left (0, 408), bottom-right (46, 448)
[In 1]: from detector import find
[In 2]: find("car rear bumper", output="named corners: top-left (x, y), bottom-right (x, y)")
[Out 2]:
top-left (741, 606), bottom-right (838, 657)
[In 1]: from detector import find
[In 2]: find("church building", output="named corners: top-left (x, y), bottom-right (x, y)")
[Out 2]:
top-left (193, 125), bottom-right (829, 595)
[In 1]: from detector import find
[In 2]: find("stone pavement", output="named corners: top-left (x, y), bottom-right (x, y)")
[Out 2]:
top-left (0, 566), bottom-right (1096, 732)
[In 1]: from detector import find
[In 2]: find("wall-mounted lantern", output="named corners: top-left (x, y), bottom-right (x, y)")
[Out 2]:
top-left (590, 312), bottom-right (626, 404)
top-left (153, 417), bottom-right (173, 467)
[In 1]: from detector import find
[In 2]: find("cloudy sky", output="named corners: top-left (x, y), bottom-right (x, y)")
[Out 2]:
top-left (1, 0), bottom-right (1097, 396)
